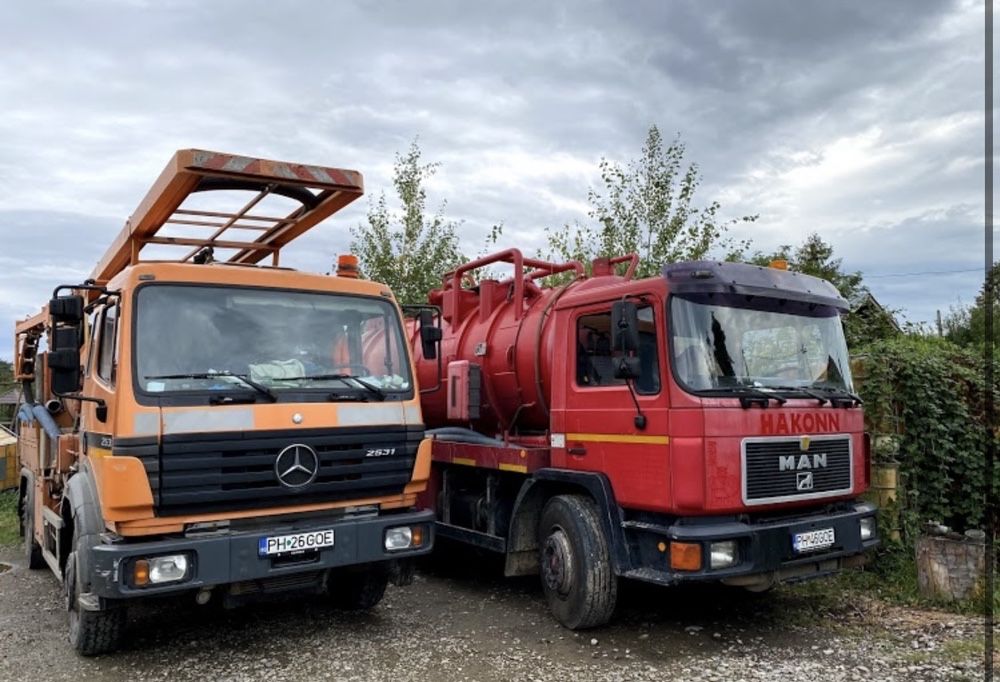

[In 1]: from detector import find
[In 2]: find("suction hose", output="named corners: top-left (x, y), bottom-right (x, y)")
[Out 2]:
top-left (426, 427), bottom-right (513, 448)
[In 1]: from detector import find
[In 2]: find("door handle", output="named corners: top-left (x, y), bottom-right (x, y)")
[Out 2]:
top-left (567, 446), bottom-right (587, 456)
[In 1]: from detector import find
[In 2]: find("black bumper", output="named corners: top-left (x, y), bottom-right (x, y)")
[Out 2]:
top-left (621, 501), bottom-right (878, 586)
top-left (88, 508), bottom-right (435, 599)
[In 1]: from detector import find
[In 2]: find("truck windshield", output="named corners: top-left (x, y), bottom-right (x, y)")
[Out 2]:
top-left (668, 293), bottom-right (853, 394)
top-left (135, 285), bottom-right (412, 396)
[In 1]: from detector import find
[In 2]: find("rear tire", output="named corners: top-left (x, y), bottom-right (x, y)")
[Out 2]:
top-left (327, 567), bottom-right (389, 610)
top-left (538, 495), bottom-right (617, 630)
top-left (21, 485), bottom-right (43, 570)
top-left (65, 527), bottom-right (125, 656)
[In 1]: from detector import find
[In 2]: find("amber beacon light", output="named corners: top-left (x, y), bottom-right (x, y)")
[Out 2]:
top-left (336, 254), bottom-right (360, 278)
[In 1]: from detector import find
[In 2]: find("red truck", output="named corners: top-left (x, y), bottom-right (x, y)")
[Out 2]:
top-left (406, 249), bottom-right (878, 629)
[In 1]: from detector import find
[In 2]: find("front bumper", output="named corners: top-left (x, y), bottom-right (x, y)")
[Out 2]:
top-left (88, 508), bottom-right (435, 599)
top-left (621, 500), bottom-right (878, 586)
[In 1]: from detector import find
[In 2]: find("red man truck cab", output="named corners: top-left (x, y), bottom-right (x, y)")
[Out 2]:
top-left (407, 250), bottom-right (877, 629)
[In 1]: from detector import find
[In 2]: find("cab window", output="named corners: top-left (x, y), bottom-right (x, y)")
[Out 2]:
top-left (97, 304), bottom-right (119, 384)
top-left (86, 312), bottom-right (100, 376)
top-left (575, 305), bottom-right (660, 394)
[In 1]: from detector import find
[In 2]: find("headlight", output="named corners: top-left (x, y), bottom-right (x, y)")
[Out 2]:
top-left (384, 525), bottom-right (425, 551)
top-left (132, 554), bottom-right (191, 587)
top-left (709, 540), bottom-right (738, 569)
top-left (859, 517), bottom-right (876, 541)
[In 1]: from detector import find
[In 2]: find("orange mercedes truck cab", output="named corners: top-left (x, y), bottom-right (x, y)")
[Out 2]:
top-left (14, 150), bottom-right (434, 655)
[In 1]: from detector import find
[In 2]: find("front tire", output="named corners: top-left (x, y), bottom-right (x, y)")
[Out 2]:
top-left (327, 566), bottom-right (389, 610)
top-left (65, 528), bottom-right (125, 656)
top-left (538, 495), bottom-right (617, 629)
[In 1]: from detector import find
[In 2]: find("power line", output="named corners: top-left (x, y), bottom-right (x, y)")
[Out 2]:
top-left (865, 267), bottom-right (982, 279)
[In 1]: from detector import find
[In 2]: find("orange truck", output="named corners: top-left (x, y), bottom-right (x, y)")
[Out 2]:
top-left (13, 150), bottom-right (437, 655)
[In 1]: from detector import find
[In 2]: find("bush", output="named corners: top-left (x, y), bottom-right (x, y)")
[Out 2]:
top-left (0, 490), bottom-right (18, 547)
top-left (855, 336), bottom-right (992, 538)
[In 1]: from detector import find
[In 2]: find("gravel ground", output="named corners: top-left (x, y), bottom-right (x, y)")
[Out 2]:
top-left (0, 545), bottom-right (989, 681)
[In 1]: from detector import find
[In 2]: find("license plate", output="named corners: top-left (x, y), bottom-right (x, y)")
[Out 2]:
top-left (792, 528), bottom-right (835, 553)
top-left (258, 529), bottom-right (335, 557)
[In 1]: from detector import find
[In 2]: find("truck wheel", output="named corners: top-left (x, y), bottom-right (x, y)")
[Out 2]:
top-left (538, 495), bottom-right (617, 630)
top-left (65, 528), bottom-right (125, 656)
top-left (21, 486), bottom-right (43, 570)
top-left (328, 567), bottom-right (389, 610)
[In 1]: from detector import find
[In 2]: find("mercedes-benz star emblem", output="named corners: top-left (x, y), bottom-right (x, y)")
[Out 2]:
top-left (274, 444), bottom-right (319, 489)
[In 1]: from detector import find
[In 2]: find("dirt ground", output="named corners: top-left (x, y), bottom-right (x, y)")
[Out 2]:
top-left (0, 545), bottom-right (988, 682)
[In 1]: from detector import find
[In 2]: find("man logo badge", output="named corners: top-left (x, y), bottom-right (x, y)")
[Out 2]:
top-left (796, 472), bottom-right (814, 491)
top-left (275, 444), bottom-right (320, 489)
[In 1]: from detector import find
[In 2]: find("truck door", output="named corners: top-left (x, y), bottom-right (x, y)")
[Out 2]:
top-left (82, 300), bottom-right (118, 437)
top-left (557, 299), bottom-right (671, 510)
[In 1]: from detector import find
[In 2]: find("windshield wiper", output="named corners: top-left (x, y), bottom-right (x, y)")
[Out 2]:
top-left (811, 386), bottom-right (865, 407)
top-left (811, 385), bottom-right (863, 407)
top-left (145, 372), bottom-right (278, 403)
top-left (758, 384), bottom-right (829, 406)
top-left (701, 385), bottom-right (787, 409)
top-left (281, 374), bottom-right (386, 402)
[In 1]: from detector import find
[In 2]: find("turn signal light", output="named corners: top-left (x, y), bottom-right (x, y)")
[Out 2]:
top-left (669, 542), bottom-right (702, 571)
top-left (133, 559), bottom-right (150, 586)
top-left (769, 259), bottom-right (789, 270)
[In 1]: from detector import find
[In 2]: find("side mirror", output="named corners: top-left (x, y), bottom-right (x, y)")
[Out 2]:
top-left (419, 309), bottom-right (442, 360)
top-left (614, 356), bottom-right (641, 380)
top-left (48, 295), bottom-right (84, 395)
top-left (611, 300), bottom-right (640, 354)
top-left (50, 294), bottom-right (84, 323)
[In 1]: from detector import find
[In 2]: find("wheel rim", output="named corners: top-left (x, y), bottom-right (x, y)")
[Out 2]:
top-left (541, 527), bottom-right (574, 597)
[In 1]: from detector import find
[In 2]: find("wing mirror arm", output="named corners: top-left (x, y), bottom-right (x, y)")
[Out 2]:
top-left (611, 298), bottom-right (646, 429)
top-left (402, 305), bottom-right (443, 394)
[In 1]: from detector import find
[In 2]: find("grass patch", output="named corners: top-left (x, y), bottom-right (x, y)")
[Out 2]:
top-left (940, 638), bottom-right (984, 663)
top-left (0, 489), bottom-right (19, 547)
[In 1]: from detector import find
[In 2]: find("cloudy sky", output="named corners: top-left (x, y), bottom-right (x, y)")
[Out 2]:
top-left (0, 0), bottom-right (989, 359)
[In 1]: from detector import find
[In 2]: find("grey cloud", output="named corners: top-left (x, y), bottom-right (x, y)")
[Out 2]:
top-left (0, 0), bottom-right (987, 360)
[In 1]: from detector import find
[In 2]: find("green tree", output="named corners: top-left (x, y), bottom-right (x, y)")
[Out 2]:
top-left (942, 263), bottom-right (997, 348)
top-left (544, 126), bottom-right (757, 278)
top-left (350, 140), bottom-right (467, 304)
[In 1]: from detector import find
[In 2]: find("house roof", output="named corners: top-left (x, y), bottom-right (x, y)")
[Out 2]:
top-left (0, 387), bottom-right (21, 405)
top-left (849, 291), bottom-right (902, 332)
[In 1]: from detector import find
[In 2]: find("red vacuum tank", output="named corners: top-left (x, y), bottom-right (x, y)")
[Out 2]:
top-left (406, 249), bottom-right (638, 434)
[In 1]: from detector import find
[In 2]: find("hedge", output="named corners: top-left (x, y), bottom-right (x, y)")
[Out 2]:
top-left (854, 336), bottom-right (993, 540)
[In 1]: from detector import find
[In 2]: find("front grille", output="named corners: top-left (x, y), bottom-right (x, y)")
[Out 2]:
top-left (141, 425), bottom-right (422, 516)
top-left (743, 436), bottom-right (852, 504)
top-left (229, 571), bottom-right (325, 596)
